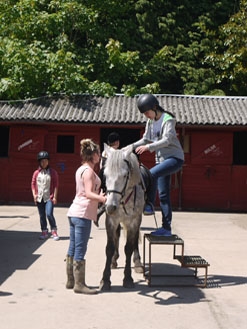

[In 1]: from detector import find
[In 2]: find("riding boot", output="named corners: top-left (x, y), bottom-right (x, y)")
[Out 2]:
top-left (94, 204), bottom-right (106, 227)
top-left (73, 260), bottom-right (98, 294)
top-left (65, 255), bottom-right (74, 289)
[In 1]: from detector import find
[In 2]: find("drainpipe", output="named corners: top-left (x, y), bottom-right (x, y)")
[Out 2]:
top-left (178, 127), bottom-right (185, 210)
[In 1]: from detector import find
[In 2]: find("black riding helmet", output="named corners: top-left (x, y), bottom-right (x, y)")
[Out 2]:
top-left (107, 132), bottom-right (120, 145)
top-left (37, 151), bottom-right (50, 161)
top-left (137, 94), bottom-right (159, 113)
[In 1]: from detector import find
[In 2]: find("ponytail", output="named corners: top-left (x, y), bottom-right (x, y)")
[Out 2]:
top-left (157, 105), bottom-right (175, 118)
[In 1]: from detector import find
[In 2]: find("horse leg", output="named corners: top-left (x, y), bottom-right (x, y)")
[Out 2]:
top-left (99, 236), bottom-right (115, 291)
top-left (133, 232), bottom-right (143, 274)
top-left (123, 240), bottom-right (134, 288)
top-left (111, 224), bottom-right (121, 269)
top-left (123, 230), bottom-right (139, 288)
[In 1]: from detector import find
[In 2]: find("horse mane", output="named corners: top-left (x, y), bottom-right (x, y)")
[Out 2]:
top-left (105, 149), bottom-right (123, 175)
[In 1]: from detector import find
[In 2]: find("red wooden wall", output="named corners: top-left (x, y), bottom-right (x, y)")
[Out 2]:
top-left (181, 130), bottom-right (247, 211)
top-left (1, 123), bottom-right (247, 211)
top-left (1, 124), bottom-right (101, 204)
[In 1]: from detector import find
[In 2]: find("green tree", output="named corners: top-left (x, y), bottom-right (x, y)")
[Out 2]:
top-left (0, 0), bottom-right (242, 99)
top-left (135, 0), bottom-right (239, 94)
top-left (205, 0), bottom-right (247, 95)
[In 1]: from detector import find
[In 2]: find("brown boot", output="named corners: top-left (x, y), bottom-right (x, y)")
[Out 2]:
top-left (65, 255), bottom-right (74, 289)
top-left (73, 260), bottom-right (97, 294)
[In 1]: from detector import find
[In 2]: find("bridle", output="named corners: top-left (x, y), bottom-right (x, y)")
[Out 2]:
top-left (106, 160), bottom-right (137, 214)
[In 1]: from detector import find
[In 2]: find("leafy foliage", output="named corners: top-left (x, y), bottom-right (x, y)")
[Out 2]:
top-left (205, 0), bottom-right (247, 95)
top-left (0, 0), bottom-right (243, 99)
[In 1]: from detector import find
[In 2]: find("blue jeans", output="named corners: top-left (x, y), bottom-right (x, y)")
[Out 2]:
top-left (148, 157), bottom-right (184, 231)
top-left (67, 217), bottom-right (92, 261)
top-left (37, 199), bottom-right (57, 231)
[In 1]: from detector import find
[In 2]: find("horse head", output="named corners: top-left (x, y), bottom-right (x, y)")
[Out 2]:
top-left (103, 144), bottom-right (140, 215)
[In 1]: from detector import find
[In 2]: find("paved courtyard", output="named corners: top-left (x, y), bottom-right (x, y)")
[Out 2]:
top-left (0, 205), bottom-right (247, 329)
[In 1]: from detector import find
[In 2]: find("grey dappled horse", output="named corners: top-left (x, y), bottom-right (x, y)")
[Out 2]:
top-left (99, 144), bottom-right (145, 291)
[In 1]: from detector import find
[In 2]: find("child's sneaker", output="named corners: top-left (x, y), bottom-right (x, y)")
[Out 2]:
top-left (39, 230), bottom-right (49, 240)
top-left (150, 227), bottom-right (172, 236)
top-left (51, 230), bottom-right (59, 241)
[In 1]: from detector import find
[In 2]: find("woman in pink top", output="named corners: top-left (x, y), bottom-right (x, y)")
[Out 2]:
top-left (66, 139), bottom-right (106, 294)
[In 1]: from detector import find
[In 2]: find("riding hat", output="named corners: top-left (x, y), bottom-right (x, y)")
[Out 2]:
top-left (107, 132), bottom-right (120, 145)
top-left (37, 151), bottom-right (50, 161)
top-left (137, 94), bottom-right (159, 113)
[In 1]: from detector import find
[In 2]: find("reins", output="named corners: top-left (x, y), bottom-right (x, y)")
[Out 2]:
top-left (121, 186), bottom-right (137, 215)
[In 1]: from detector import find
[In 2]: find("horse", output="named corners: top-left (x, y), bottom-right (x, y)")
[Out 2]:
top-left (99, 144), bottom-right (145, 291)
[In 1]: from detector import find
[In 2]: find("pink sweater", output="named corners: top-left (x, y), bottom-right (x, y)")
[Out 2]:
top-left (67, 165), bottom-right (101, 221)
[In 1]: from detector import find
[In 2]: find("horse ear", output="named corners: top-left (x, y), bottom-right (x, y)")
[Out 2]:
top-left (104, 143), bottom-right (114, 157)
top-left (122, 144), bottom-right (133, 158)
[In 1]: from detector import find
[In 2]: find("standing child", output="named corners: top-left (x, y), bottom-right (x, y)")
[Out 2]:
top-left (31, 151), bottom-right (59, 240)
top-left (66, 139), bottom-right (106, 294)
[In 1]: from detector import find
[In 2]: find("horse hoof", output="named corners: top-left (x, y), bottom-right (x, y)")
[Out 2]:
top-left (134, 266), bottom-right (144, 274)
top-left (99, 280), bottom-right (111, 291)
top-left (123, 280), bottom-right (135, 289)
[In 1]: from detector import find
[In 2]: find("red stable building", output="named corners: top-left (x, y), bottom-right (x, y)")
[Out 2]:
top-left (0, 94), bottom-right (247, 211)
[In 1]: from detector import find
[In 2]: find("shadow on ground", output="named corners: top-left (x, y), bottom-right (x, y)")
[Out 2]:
top-left (97, 263), bottom-right (247, 306)
top-left (0, 230), bottom-right (45, 285)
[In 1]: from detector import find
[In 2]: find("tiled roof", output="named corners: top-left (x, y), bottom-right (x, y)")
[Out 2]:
top-left (0, 94), bottom-right (247, 126)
